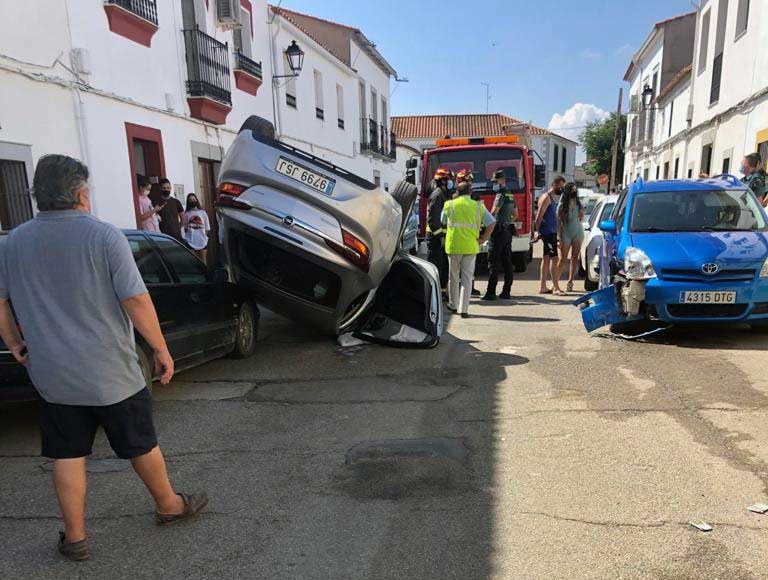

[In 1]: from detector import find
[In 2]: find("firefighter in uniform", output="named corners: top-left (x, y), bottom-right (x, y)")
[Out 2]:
top-left (442, 178), bottom-right (496, 318)
top-left (483, 169), bottom-right (517, 301)
top-left (426, 168), bottom-right (453, 292)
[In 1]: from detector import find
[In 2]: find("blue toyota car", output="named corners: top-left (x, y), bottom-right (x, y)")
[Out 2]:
top-left (575, 175), bottom-right (768, 333)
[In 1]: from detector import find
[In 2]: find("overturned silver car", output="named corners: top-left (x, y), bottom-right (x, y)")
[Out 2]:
top-left (216, 116), bottom-right (442, 348)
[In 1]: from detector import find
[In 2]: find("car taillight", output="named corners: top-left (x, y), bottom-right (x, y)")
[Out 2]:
top-left (325, 229), bottom-right (370, 272)
top-left (218, 182), bottom-right (247, 197)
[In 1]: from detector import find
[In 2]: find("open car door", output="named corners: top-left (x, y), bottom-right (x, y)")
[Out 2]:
top-left (353, 253), bottom-right (443, 348)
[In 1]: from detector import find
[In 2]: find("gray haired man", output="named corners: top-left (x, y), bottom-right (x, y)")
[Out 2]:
top-left (0, 155), bottom-right (207, 561)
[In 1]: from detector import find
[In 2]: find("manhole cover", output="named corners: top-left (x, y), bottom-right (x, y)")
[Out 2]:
top-left (336, 438), bottom-right (471, 500)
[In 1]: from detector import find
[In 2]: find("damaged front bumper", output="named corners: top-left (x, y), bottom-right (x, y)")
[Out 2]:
top-left (573, 282), bottom-right (646, 332)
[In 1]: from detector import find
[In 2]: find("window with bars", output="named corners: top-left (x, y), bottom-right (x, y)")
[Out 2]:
top-left (553, 144), bottom-right (559, 171)
top-left (735, 0), bottom-right (750, 38)
top-left (0, 160), bottom-right (33, 230)
top-left (710, 0), bottom-right (728, 105)
top-left (561, 146), bottom-right (567, 173)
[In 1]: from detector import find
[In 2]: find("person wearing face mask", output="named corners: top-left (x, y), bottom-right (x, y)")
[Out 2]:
top-left (155, 178), bottom-right (185, 242)
top-left (426, 168), bottom-right (453, 293)
top-left (182, 193), bottom-right (211, 263)
top-left (741, 153), bottom-right (767, 205)
top-left (483, 169), bottom-right (517, 301)
top-left (533, 176), bottom-right (565, 294)
top-left (136, 175), bottom-right (163, 232)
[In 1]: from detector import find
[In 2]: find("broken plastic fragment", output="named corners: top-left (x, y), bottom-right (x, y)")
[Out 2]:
top-left (337, 333), bottom-right (365, 348)
top-left (690, 522), bottom-right (713, 532)
top-left (747, 503), bottom-right (768, 514)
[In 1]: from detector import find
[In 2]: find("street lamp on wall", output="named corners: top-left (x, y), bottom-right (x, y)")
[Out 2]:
top-left (641, 84), bottom-right (659, 110)
top-left (273, 40), bottom-right (305, 79)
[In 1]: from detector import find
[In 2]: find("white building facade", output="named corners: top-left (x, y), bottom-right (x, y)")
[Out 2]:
top-left (623, 1), bottom-right (768, 184)
top-left (268, 7), bottom-right (402, 191)
top-left (0, 0), bottom-right (275, 230)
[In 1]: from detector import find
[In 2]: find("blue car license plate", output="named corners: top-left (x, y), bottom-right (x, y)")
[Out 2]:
top-left (679, 291), bottom-right (736, 304)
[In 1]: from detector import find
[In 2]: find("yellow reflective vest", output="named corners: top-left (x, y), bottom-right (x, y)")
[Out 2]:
top-left (444, 195), bottom-right (484, 255)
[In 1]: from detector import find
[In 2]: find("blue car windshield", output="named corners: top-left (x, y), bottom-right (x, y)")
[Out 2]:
top-left (630, 190), bottom-right (767, 232)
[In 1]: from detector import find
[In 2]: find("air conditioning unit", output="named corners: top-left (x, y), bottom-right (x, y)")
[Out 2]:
top-left (217, 0), bottom-right (241, 29)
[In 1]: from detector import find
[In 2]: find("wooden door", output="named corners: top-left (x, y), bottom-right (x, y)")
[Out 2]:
top-left (197, 158), bottom-right (220, 264)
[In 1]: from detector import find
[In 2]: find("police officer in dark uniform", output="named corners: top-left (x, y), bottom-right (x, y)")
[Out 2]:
top-left (426, 168), bottom-right (453, 292)
top-left (742, 152), bottom-right (767, 205)
top-left (483, 169), bottom-right (517, 301)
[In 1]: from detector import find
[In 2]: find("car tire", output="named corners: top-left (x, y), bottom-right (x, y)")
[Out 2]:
top-left (239, 115), bottom-right (276, 141)
top-left (512, 251), bottom-right (527, 273)
top-left (584, 277), bottom-right (598, 291)
top-left (390, 181), bottom-right (418, 226)
top-left (136, 346), bottom-right (154, 391)
top-left (231, 302), bottom-right (259, 359)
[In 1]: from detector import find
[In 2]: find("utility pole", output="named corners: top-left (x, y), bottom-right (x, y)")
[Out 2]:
top-left (481, 82), bottom-right (490, 113)
top-left (609, 87), bottom-right (623, 191)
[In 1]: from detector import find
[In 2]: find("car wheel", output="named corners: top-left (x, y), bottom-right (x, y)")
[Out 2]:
top-left (584, 277), bottom-right (598, 291)
top-left (231, 302), bottom-right (258, 359)
top-left (512, 252), bottom-right (527, 273)
top-left (390, 181), bottom-right (418, 225)
top-left (135, 346), bottom-right (154, 391)
top-left (239, 115), bottom-right (276, 140)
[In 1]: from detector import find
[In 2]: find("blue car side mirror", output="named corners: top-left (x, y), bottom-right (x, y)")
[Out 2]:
top-left (599, 219), bottom-right (617, 234)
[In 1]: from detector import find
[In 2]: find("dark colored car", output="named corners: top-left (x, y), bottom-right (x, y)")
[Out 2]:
top-left (0, 231), bottom-right (258, 402)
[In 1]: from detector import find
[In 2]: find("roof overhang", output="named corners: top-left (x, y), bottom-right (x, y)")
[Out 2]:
top-left (352, 31), bottom-right (397, 77)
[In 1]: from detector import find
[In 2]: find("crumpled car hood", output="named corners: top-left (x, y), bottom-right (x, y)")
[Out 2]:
top-left (629, 231), bottom-right (768, 271)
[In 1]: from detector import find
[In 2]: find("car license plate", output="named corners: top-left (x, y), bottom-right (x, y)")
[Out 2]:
top-left (276, 157), bottom-right (335, 196)
top-left (679, 291), bottom-right (736, 304)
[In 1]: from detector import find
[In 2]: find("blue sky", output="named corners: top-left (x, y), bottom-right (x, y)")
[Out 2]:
top-left (279, 0), bottom-right (695, 149)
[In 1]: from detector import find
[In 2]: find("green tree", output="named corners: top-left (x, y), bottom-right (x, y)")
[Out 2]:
top-left (579, 113), bottom-right (627, 185)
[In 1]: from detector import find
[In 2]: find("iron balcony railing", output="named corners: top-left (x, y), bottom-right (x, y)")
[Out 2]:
top-left (234, 51), bottom-right (263, 80)
top-left (369, 119), bottom-right (379, 154)
top-left (105, 0), bottom-right (158, 25)
top-left (360, 117), bottom-right (370, 152)
top-left (183, 28), bottom-right (231, 105)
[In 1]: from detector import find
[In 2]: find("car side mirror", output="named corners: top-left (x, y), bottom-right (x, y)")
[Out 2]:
top-left (534, 164), bottom-right (546, 189)
top-left (210, 267), bottom-right (230, 283)
top-left (599, 219), bottom-right (617, 234)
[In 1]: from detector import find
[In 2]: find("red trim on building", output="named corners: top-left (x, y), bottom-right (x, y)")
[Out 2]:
top-left (124, 123), bottom-right (166, 228)
top-left (241, 0), bottom-right (253, 37)
top-left (187, 97), bottom-right (232, 125)
top-left (234, 70), bottom-right (262, 96)
top-left (104, 4), bottom-right (158, 48)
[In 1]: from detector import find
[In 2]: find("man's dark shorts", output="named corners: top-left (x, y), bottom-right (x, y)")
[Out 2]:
top-left (542, 233), bottom-right (558, 257)
top-left (40, 387), bottom-right (157, 459)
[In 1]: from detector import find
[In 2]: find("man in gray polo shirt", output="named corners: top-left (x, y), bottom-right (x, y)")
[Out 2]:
top-left (0, 155), bottom-right (207, 561)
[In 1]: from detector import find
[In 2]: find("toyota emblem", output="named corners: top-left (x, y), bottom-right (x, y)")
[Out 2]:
top-left (283, 215), bottom-right (295, 228)
top-left (701, 263), bottom-right (720, 275)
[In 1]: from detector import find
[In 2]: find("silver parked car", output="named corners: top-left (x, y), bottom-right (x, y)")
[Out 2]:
top-left (215, 116), bottom-right (442, 348)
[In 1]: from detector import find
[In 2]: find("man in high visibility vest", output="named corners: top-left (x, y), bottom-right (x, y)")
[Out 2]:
top-left (441, 179), bottom-right (496, 318)
top-left (426, 168), bottom-right (453, 292)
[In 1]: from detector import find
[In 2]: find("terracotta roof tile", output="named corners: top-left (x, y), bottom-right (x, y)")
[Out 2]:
top-left (270, 6), bottom-right (350, 66)
top-left (391, 114), bottom-right (571, 142)
top-left (657, 64), bottom-right (692, 101)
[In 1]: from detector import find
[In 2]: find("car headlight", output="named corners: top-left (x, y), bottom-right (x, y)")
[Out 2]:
top-left (624, 246), bottom-right (657, 280)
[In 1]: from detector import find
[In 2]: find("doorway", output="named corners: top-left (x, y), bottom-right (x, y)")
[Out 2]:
top-left (125, 123), bottom-right (166, 227)
top-left (197, 158), bottom-right (220, 264)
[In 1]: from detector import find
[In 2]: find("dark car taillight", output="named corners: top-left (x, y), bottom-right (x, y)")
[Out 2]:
top-left (325, 229), bottom-right (370, 273)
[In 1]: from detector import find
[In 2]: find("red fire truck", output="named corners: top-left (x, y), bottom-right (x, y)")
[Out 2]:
top-left (407, 135), bottom-right (545, 271)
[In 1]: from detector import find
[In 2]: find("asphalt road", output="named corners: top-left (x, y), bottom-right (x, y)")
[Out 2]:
top-left (3, 250), bottom-right (768, 579)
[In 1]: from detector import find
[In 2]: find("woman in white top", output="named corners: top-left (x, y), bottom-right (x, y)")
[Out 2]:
top-left (137, 175), bottom-right (163, 232)
top-left (182, 193), bottom-right (211, 263)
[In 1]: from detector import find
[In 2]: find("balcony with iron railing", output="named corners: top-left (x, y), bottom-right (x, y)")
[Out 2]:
top-left (359, 118), bottom-right (397, 162)
top-left (183, 28), bottom-right (232, 124)
top-left (104, 0), bottom-right (158, 46)
top-left (233, 51), bottom-right (263, 96)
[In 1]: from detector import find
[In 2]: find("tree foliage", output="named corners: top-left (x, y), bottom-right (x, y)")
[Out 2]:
top-left (579, 113), bottom-right (627, 184)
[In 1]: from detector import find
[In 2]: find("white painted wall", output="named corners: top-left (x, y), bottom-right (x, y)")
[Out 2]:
top-left (0, 0), bottom-right (274, 227)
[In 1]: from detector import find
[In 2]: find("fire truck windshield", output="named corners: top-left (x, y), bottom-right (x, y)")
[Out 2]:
top-left (427, 148), bottom-right (526, 192)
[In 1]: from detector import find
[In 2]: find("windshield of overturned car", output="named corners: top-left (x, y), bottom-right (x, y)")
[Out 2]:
top-left (630, 190), bottom-right (768, 233)
top-left (426, 148), bottom-right (526, 192)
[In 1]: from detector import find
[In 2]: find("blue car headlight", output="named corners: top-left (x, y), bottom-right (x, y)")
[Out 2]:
top-left (761, 260), bottom-right (768, 278)
top-left (624, 246), bottom-right (657, 280)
